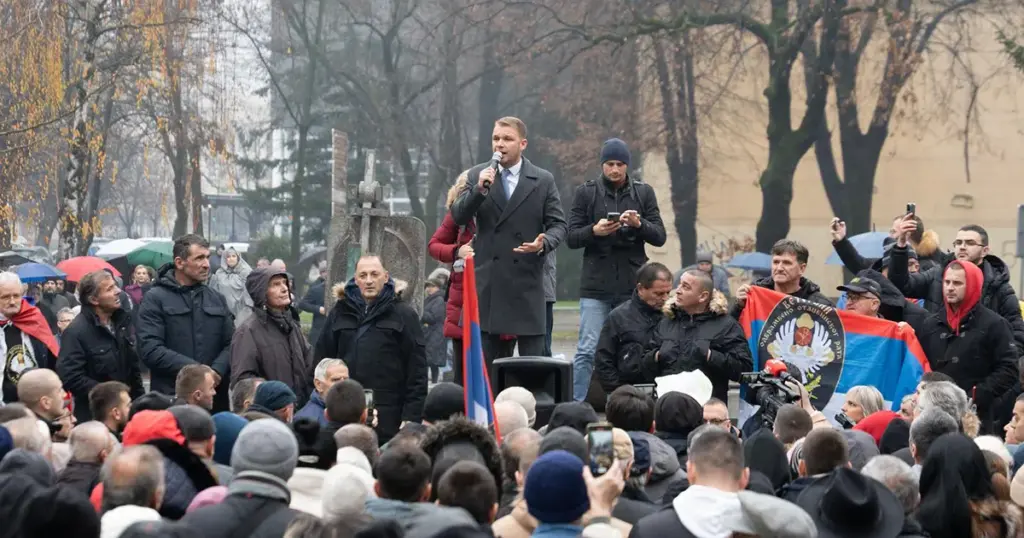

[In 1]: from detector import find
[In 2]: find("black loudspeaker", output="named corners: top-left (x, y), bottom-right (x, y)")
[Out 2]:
top-left (493, 356), bottom-right (573, 429)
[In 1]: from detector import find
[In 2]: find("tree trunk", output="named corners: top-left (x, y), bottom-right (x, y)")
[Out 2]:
top-left (58, 0), bottom-right (105, 260)
top-left (76, 84), bottom-right (117, 256)
top-left (428, 17), bottom-right (462, 232)
top-left (755, 150), bottom-right (801, 253)
top-left (476, 40), bottom-right (503, 164)
top-left (0, 138), bottom-right (13, 251)
top-left (290, 125), bottom-right (309, 262)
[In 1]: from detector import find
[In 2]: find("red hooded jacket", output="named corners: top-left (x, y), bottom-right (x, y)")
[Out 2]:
top-left (944, 260), bottom-right (983, 335)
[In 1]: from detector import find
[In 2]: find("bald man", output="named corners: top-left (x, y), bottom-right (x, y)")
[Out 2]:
top-left (17, 369), bottom-right (67, 422)
top-left (494, 401), bottom-right (529, 435)
top-left (58, 421), bottom-right (116, 497)
top-left (100, 445), bottom-right (165, 520)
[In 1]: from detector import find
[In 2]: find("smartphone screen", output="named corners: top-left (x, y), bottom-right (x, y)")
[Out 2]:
top-left (606, 212), bottom-right (621, 221)
top-left (364, 389), bottom-right (374, 410)
top-left (587, 427), bottom-right (614, 476)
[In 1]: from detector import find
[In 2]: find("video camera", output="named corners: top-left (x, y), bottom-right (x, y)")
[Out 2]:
top-left (739, 359), bottom-right (801, 429)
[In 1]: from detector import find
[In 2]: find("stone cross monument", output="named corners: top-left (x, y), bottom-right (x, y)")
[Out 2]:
top-left (325, 130), bottom-right (426, 313)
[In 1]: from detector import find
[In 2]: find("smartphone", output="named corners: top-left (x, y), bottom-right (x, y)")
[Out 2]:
top-left (830, 219), bottom-right (840, 231)
top-left (606, 212), bottom-right (621, 221)
top-left (364, 389), bottom-right (374, 410)
top-left (586, 422), bottom-right (615, 476)
top-left (906, 202), bottom-right (916, 215)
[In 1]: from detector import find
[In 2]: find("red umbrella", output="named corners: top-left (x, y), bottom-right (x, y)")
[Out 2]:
top-left (56, 256), bottom-right (121, 282)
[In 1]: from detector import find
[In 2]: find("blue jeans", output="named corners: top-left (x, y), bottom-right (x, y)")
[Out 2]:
top-left (572, 298), bottom-right (617, 401)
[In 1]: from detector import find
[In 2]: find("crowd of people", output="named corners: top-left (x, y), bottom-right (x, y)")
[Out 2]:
top-left (2, 113), bottom-right (1024, 537)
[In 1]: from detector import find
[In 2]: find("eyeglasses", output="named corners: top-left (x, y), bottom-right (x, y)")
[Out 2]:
top-left (953, 239), bottom-right (984, 248)
top-left (704, 417), bottom-right (730, 426)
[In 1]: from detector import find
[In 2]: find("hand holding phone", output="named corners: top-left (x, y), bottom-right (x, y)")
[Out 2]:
top-left (364, 389), bottom-right (374, 411)
top-left (606, 212), bottom-right (621, 221)
top-left (586, 422), bottom-right (615, 476)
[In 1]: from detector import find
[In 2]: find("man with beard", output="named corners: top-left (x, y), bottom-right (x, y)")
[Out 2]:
top-left (313, 254), bottom-right (426, 443)
top-left (594, 262), bottom-right (673, 394)
top-left (890, 217), bottom-right (1024, 352)
top-left (566, 138), bottom-right (666, 401)
top-left (733, 239), bottom-right (833, 318)
top-left (137, 234), bottom-right (234, 411)
top-left (58, 270), bottom-right (145, 422)
top-left (88, 381), bottom-right (131, 439)
top-left (915, 261), bottom-right (1018, 433)
top-left (0, 272), bottom-right (59, 404)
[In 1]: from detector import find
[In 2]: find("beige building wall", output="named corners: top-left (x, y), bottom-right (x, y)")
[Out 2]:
top-left (642, 21), bottom-right (1024, 296)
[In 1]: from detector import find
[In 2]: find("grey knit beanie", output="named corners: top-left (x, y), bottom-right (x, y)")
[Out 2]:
top-left (230, 418), bottom-right (299, 481)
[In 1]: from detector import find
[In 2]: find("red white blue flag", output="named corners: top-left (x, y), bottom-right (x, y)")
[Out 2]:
top-left (462, 256), bottom-right (501, 441)
top-left (740, 286), bottom-right (930, 421)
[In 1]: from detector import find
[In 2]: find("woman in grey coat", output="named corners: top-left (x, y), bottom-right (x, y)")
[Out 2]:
top-left (208, 247), bottom-right (253, 327)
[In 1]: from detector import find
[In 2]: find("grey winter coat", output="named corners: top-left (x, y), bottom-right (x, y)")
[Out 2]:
top-left (208, 248), bottom-right (253, 328)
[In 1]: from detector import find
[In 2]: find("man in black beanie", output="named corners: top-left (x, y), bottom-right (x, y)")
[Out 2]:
top-left (566, 138), bottom-right (666, 402)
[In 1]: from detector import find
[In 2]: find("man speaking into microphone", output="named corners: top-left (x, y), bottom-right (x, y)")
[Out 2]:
top-left (451, 117), bottom-right (567, 378)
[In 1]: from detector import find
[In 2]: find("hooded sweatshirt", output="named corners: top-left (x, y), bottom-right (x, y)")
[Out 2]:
top-left (229, 268), bottom-right (312, 403)
top-left (945, 260), bottom-right (983, 336)
top-left (208, 248), bottom-right (253, 327)
top-left (100, 505), bottom-right (162, 538)
top-left (673, 485), bottom-right (753, 538)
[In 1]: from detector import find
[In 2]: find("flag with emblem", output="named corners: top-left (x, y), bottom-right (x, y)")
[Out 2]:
top-left (739, 286), bottom-right (930, 424)
top-left (462, 256), bottom-right (501, 441)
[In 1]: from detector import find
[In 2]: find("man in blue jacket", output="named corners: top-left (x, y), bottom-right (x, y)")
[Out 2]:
top-left (294, 358), bottom-right (349, 425)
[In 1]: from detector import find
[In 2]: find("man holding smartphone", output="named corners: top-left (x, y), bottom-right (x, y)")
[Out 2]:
top-left (567, 138), bottom-right (666, 402)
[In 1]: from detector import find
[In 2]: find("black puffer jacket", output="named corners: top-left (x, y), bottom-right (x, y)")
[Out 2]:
top-left (889, 246), bottom-right (1024, 351)
top-left (313, 279), bottom-right (426, 443)
top-left (653, 290), bottom-right (754, 402)
top-left (136, 265), bottom-right (234, 411)
top-left (58, 305), bottom-right (145, 422)
top-left (566, 175), bottom-right (666, 302)
top-left (730, 276), bottom-right (833, 319)
top-left (230, 269), bottom-right (312, 407)
top-left (916, 304), bottom-right (1018, 427)
top-left (594, 291), bottom-right (664, 393)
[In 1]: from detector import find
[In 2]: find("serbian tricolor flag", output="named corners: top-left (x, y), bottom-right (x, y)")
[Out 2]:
top-left (739, 287), bottom-right (929, 423)
top-left (462, 256), bottom-right (501, 441)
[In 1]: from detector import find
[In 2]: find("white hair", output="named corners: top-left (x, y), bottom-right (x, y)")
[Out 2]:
top-left (314, 358), bottom-right (347, 381)
top-left (975, 435), bottom-right (1013, 470)
top-left (862, 455), bottom-right (920, 514)
top-left (0, 271), bottom-right (22, 289)
top-left (846, 385), bottom-right (885, 417)
top-left (917, 381), bottom-right (968, 422)
top-left (5, 417), bottom-right (47, 453)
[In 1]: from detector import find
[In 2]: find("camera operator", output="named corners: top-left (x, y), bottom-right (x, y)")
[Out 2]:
top-left (648, 269), bottom-right (752, 403)
top-left (740, 361), bottom-right (829, 438)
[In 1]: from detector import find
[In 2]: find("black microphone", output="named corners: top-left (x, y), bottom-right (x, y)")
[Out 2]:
top-left (483, 151), bottom-right (501, 188)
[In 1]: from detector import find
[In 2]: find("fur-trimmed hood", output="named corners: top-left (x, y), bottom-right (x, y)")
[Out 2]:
top-left (662, 288), bottom-right (729, 319)
top-left (419, 416), bottom-right (504, 497)
top-left (332, 278), bottom-right (408, 301)
top-left (914, 229), bottom-right (941, 258)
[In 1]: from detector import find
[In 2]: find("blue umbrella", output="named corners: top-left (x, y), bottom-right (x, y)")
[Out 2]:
top-left (725, 252), bottom-right (773, 271)
top-left (15, 263), bottom-right (66, 283)
top-left (825, 231), bottom-right (891, 265)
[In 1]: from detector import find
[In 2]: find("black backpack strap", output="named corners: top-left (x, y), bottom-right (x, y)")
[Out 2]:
top-left (229, 499), bottom-right (289, 538)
